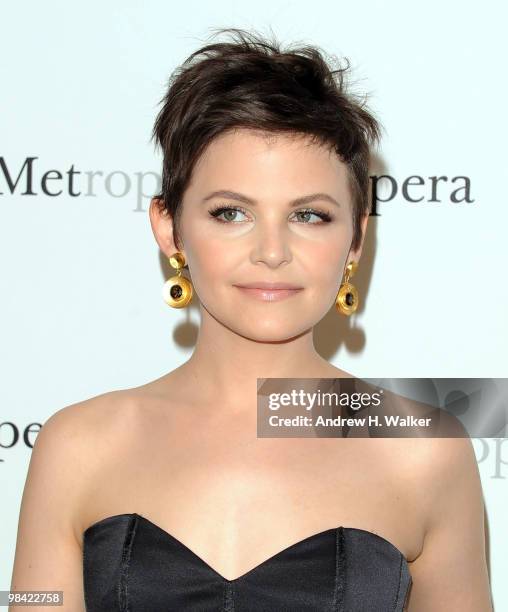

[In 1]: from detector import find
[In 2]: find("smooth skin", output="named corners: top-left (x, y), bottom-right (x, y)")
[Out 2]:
top-left (10, 129), bottom-right (493, 611)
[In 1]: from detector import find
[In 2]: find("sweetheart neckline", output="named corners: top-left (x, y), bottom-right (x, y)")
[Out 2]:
top-left (83, 512), bottom-right (411, 583)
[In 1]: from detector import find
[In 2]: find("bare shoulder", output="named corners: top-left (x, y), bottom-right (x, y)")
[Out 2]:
top-left (37, 389), bottom-right (138, 463)
top-left (404, 435), bottom-right (480, 484)
top-left (44, 387), bottom-right (138, 429)
top-left (9, 388), bottom-right (142, 608)
top-left (41, 384), bottom-right (156, 454)
top-left (406, 436), bottom-right (484, 523)
top-left (426, 436), bottom-right (481, 487)
top-left (43, 372), bottom-right (181, 465)
top-left (405, 436), bottom-right (492, 611)
top-left (394, 436), bottom-right (483, 537)
top-left (34, 389), bottom-right (144, 528)
top-left (47, 384), bottom-right (120, 430)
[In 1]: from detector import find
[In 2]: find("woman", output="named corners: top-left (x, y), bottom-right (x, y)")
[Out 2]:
top-left (10, 28), bottom-right (492, 611)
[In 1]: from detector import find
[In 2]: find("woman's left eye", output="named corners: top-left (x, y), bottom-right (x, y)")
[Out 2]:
top-left (208, 205), bottom-right (332, 224)
top-left (292, 209), bottom-right (332, 224)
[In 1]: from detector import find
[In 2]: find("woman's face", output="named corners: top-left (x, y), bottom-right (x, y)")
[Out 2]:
top-left (153, 128), bottom-right (367, 342)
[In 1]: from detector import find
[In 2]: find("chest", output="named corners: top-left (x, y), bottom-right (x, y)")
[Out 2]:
top-left (85, 415), bottom-right (421, 573)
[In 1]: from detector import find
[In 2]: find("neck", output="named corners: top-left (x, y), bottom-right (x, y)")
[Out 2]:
top-left (173, 305), bottom-right (344, 411)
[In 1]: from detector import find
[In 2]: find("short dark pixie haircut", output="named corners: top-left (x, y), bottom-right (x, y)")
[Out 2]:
top-left (151, 27), bottom-right (382, 253)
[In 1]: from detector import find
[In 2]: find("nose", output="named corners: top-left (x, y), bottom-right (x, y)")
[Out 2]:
top-left (250, 219), bottom-right (292, 268)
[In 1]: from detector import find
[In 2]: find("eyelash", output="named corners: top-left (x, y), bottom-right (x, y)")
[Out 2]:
top-left (208, 204), bottom-right (333, 224)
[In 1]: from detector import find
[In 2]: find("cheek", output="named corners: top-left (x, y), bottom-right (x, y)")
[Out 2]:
top-left (183, 235), bottom-right (233, 296)
top-left (305, 238), bottom-right (347, 284)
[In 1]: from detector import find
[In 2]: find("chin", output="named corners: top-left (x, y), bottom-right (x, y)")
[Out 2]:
top-left (229, 319), bottom-right (312, 343)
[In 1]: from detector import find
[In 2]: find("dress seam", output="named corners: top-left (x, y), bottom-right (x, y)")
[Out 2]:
top-left (333, 526), bottom-right (346, 612)
top-left (223, 580), bottom-right (235, 611)
top-left (402, 573), bottom-right (412, 611)
top-left (119, 514), bottom-right (138, 612)
top-left (392, 553), bottom-right (404, 611)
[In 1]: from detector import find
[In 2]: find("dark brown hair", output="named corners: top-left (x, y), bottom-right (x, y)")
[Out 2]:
top-left (151, 27), bottom-right (382, 252)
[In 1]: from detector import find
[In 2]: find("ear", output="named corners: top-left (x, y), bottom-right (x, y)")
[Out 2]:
top-left (347, 212), bottom-right (369, 265)
top-left (148, 197), bottom-right (180, 258)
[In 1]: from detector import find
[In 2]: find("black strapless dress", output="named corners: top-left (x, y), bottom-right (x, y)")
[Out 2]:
top-left (83, 513), bottom-right (412, 611)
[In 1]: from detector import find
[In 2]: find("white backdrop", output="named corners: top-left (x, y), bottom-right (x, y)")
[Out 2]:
top-left (1, 0), bottom-right (507, 608)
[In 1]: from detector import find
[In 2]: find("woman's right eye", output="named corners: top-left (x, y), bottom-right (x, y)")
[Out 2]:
top-left (208, 205), bottom-right (249, 223)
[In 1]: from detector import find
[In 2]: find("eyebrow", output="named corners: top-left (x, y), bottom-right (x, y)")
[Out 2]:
top-left (201, 189), bottom-right (341, 208)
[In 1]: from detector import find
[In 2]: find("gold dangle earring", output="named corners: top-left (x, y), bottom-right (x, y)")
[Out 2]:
top-left (335, 261), bottom-right (359, 316)
top-left (162, 252), bottom-right (193, 308)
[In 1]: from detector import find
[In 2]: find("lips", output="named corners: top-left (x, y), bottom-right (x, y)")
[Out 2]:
top-left (234, 282), bottom-right (303, 290)
top-left (234, 284), bottom-right (304, 302)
